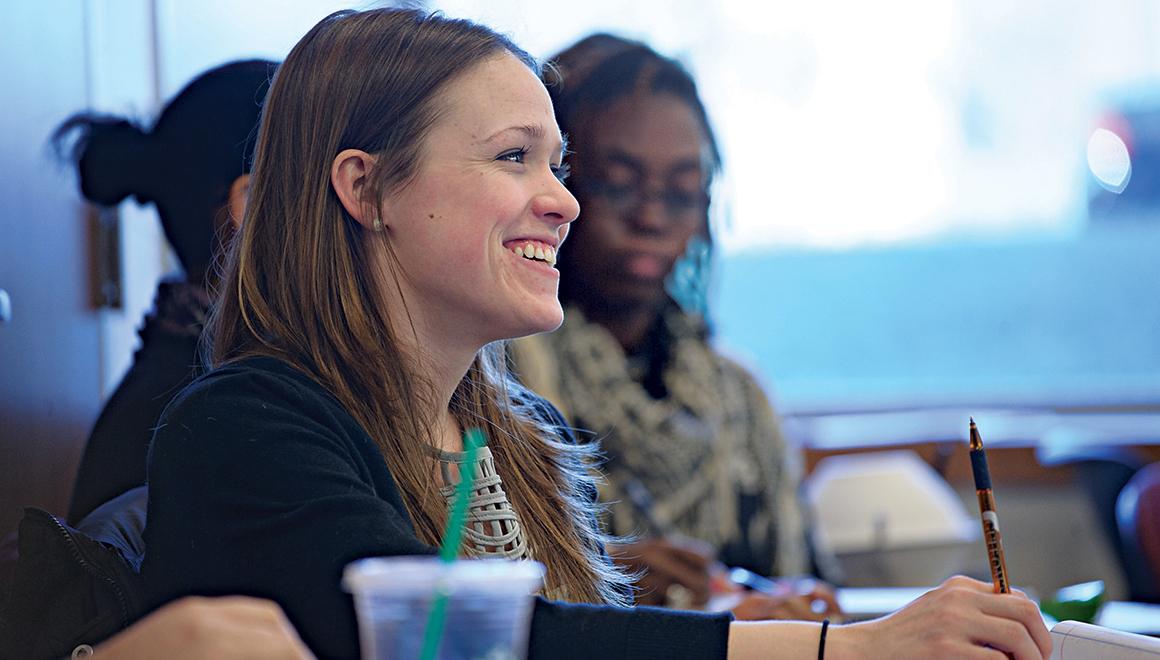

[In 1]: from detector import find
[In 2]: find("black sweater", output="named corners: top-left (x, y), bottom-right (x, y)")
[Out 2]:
top-left (142, 356), bottom-right (730, 659)
top-left (68, 281), bottom-right (205, 523)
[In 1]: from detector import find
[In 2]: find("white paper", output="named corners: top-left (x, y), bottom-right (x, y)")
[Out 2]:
top-left (1050, 620), bottom-right (1160, 659)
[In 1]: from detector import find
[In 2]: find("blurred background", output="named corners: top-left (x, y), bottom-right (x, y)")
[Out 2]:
top-left (2, 0), bottom-right (1159, 603)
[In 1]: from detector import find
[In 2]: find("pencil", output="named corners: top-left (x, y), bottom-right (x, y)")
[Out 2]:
top-left (969, 417), bottom-right (1010, 594)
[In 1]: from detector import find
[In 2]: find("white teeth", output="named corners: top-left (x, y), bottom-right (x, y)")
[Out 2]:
top-left (511, 242), bottom-right (557, 266)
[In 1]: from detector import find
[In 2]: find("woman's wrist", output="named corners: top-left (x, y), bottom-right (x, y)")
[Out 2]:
top-left (727, 620), bottom-right (868, 660)
top-left (821, 620), bottom-right (872, 660)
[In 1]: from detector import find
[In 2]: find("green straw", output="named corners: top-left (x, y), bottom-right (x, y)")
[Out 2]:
top-left (419, 427), bottom-right (484, 660)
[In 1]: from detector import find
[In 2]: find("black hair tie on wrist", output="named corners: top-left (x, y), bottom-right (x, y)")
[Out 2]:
top-left (818, 618), bottom-right (831, 660)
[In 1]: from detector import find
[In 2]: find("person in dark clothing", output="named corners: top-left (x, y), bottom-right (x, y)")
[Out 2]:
top-left (142, 8), bottom-right (1052, 660)
top-left (53, 59), bottom-right (276, 523)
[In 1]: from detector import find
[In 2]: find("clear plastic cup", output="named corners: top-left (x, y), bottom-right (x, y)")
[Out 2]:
top-left (343, 556), bottom-right (544, 660)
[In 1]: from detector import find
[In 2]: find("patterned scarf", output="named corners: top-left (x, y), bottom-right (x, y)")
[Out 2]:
top-left (512, 302), bottom-right (806, 576)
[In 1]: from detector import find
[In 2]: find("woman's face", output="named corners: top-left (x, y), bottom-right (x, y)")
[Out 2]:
top-left (564, 93), bottom-right (711, 313)
top-left (379, 52), bottom-right (578, 351)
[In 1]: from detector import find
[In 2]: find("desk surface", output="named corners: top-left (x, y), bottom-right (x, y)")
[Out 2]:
top-left (795, 408), bottom-right (1160, 452)
top-left (837, 587), bottom-right (1160, 635)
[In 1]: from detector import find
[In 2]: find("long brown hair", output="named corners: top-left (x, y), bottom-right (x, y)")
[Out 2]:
top-left (205, 8), bottom-right (630, 605)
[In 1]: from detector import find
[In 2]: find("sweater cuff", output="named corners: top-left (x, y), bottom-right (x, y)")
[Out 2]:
top-left (529, 597), bottom-right (732, 660)
top-left (625, 604), bottom-right (732, 659)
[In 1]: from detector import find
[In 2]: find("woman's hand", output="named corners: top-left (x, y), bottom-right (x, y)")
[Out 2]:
top-left (794, 577), bottom-right (842, 620)
top-left (96, 596), bottom-right (315, 660)
top-left (728, 576), bottom-right (1050, 660)
top-left (728, 591), bottom-right (827, 621)
top-left (834, 576), bottom-right (1051, 660)
top-left (714, 577), bottom-right (840, 622)
top-left (608, 536), bottom-right (717, 606)
top-left (611, 536), bottom-right (845, 621)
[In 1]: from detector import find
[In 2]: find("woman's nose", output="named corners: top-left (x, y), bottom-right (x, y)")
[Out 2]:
top-left (626, 194), bottom-right (671, 233)
top-left (534, 177), bottom-right (581, 226)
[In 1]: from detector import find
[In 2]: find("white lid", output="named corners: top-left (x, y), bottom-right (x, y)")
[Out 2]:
top-left (343, 556), bottom-right (545, 595)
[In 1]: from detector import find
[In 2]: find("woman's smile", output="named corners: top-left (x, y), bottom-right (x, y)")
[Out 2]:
top-left (505, 238), bottom-right (560, 271)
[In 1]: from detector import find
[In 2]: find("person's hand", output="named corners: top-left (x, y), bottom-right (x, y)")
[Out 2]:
top-left (787, 576), bottom-right (842, 620)
top-left (725, 591), bottom-right (826, 621)
top-left (608, 536), bottom-right (717, 606)
top-left (711, 577), bottom-right (840, 622)
top-left (833, 576), bottom-right (1051, 660)
top-left (95, 596), bottom-right (315, 660)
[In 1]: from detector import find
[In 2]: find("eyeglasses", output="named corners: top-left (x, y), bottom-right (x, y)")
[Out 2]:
top-left (577, 178), bottom-right (709, 223)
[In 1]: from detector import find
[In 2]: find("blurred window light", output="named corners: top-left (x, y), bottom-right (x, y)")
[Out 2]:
top-left (437, 0), bottom-right (1160, 415)
top-left (147, 0), bottom-right (1160, 419)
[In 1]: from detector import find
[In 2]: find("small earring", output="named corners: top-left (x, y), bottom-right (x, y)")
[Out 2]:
top-left (372, 217), bottom-right (383, 232)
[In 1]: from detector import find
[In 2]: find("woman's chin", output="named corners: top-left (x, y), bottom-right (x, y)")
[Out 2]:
top-left (506, 304), bottom-right (565, 340)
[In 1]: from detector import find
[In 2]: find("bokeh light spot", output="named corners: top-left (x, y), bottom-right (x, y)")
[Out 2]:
top-left (1087, 128), bottom-right (1132, 194)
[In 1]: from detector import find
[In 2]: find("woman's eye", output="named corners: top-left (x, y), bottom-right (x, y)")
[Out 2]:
top-left (497, 147), bottom-right (529, 164)
top-left (552, 162), bottom-right (571, 183)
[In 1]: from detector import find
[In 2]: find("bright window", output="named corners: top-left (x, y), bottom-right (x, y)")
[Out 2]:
top-left (155, 0), bottom-right (1160, 416)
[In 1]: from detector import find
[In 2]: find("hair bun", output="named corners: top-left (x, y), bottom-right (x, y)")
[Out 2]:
top-left (53, 114), bottom-right (156, 206)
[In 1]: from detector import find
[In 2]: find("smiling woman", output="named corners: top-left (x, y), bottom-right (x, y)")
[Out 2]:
top-left (328, 53), bottom-right (578, 353)
top-left (137, 7), bottom-right (1052, 660)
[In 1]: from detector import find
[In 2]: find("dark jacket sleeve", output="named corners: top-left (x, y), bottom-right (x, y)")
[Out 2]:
top-left (530, 598), bottom-right (731, 659)
top-left (142, 364), bottom-right (433, 659)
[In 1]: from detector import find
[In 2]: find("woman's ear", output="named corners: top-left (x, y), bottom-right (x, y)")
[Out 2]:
top-left (331, 149), bottom-right (381, 231)
top-left (227, 174), bottom-right (250, 231)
